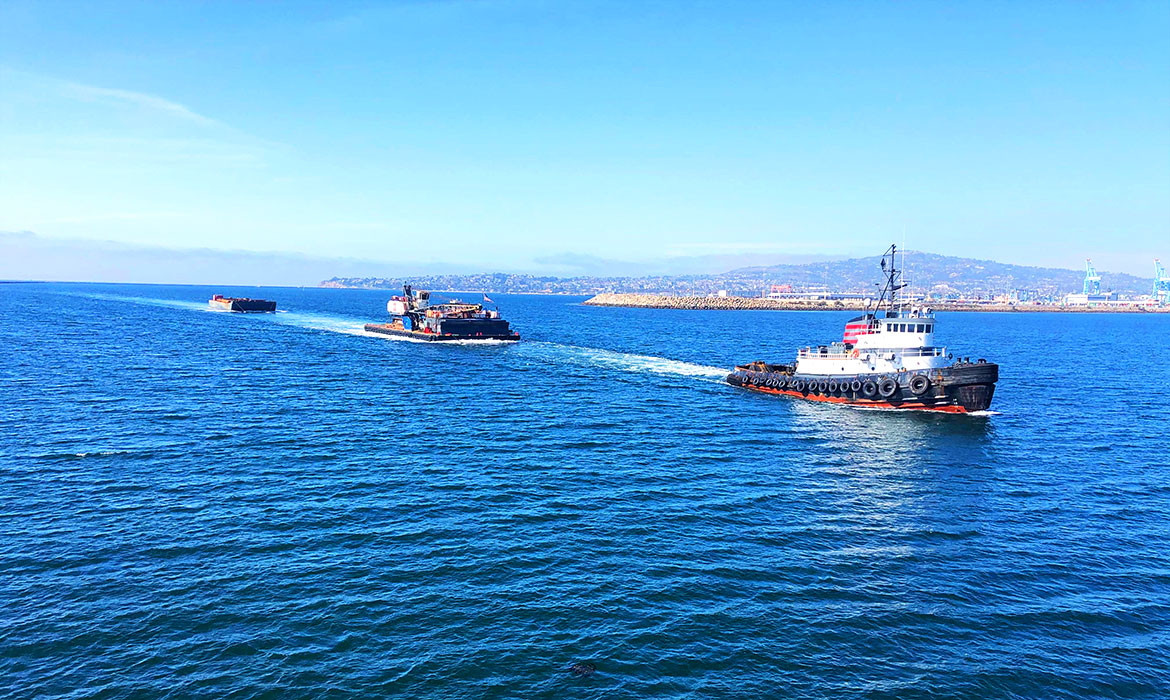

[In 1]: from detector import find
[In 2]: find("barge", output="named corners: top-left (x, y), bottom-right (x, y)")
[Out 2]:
top-left (364, 285), bottom-right (520, 342)
top-left (209, 295), bottom-right (277, 313)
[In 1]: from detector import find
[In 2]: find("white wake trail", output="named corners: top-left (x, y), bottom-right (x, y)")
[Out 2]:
top-left (521, 342), bottom-right (728, 381)
top-left (66, 294), bottom-right (730, 381)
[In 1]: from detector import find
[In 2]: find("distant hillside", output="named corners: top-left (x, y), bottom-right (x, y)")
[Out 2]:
top-left (728, 252), bottom-right (1153, 297)
top-left (322, 252), bottom-right (1154, 298)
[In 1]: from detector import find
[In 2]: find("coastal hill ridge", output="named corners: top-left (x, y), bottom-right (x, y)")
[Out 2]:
top-left (322, 251), bottom-right (1155, 298)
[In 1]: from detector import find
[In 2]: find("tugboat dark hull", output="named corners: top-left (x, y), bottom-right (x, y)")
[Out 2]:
top-left (364, 323), bottom-right (520, 342)
top-left (727, 361), bottom-right (997, 413)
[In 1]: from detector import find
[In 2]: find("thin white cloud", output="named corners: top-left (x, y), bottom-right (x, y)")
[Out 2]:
top-left (665, 241), bottom-right (840, 257)
top-left (36, 211), bottom-right (184, 226)
top-left (61, 81), bottom-right (219, 126)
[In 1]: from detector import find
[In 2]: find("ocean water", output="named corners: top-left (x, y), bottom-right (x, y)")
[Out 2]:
top-left (2, 282), bottom-right (1168, 699)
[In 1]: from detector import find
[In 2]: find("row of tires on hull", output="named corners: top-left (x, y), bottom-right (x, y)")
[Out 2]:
top-left (739, 371), bottom-right (935, 399)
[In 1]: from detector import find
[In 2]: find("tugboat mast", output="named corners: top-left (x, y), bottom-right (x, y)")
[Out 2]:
top-left (875, 244), bottom-right (906, 317)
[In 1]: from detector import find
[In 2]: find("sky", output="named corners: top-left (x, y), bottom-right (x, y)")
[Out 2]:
top-left (1, 0), bottom-right (1168, 283)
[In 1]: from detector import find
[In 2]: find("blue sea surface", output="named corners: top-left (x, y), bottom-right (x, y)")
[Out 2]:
top-left (2, 283), bottom-right (1168, 699)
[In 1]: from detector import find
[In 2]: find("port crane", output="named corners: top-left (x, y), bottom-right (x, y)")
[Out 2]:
top-left (1156, 259), bottom-right (1170, 305)
top-left (1083, 259), bottom-right (1101, 295)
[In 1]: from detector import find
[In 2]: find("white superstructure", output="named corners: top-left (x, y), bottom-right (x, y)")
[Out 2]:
top-left (791, 245), bottom-right (952, 378)
top-left (794, 307), bottom-right (948, 376)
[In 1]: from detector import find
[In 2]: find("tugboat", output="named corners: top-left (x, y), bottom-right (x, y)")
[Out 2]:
top-left (209, 294), bottom-right (277, 312)
top-left (727, 245), bottom-right (997, 413)
top-left (364, 285), bottom-right (520, 342)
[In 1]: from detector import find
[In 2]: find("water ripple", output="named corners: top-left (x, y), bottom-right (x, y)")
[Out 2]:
top-left (1, 284), bottom-right (1168, 699)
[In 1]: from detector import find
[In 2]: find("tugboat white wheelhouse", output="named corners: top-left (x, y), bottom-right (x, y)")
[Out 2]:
top-left (727, 245), bottom-right (998, 413)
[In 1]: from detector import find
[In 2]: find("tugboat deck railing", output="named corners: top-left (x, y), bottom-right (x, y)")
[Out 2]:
top-left (798, 347), bottom-right (946, 359)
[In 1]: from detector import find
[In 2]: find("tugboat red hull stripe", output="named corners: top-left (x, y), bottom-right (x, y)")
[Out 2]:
top-left (738, 385), bottom-right (972, 413)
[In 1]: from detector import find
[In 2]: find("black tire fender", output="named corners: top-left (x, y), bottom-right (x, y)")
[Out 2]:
top-left (878, 377), bottom-right (898, 398)
top-left (910, 374), bottom-right (931, 396)
top-left (850, 379), bottom-right (863, 392)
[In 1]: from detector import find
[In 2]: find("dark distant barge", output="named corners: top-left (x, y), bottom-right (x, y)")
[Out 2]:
top-left (364, 285), bottom-right (520, 342)
top-left (209, 295), bottom-right (277, 313)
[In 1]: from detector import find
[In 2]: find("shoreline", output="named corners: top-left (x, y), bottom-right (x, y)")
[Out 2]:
top-left (582, 293), bottom-right (1170, 313)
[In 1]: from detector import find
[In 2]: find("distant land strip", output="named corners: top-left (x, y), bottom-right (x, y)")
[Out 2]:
top-left (320, 250), bottom-right (1160, 299)
top-left (582, 293), bottom-right (1170, 313)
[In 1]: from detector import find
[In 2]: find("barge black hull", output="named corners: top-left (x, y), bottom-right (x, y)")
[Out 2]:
top-left (727, 361), bottom-right (997, 413)
top-left (364, 323), bottom-right (520, 342)
top-left (211, 299), bottom-right (277, 313)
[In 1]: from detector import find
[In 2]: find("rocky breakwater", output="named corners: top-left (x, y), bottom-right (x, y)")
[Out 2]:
top-left (583, 293), bottom-right (1170, 313)
top-left (583, 293), bottom-right (866, 311)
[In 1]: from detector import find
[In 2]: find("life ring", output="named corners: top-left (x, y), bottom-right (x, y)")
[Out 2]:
top-left (878, 377), bottom-right (898, 398)
top-left (910, 374), bottom-right (931, 395)
top-left (851, 349), bottom-right (860, 359)
top-left (850, 379), bottom-right (863, 393)
top-left (861, 380), bottom-right (878, 398)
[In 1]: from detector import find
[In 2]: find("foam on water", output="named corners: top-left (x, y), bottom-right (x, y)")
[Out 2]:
top-left (268, 310), bottom-right (383, 338)
top-left (73, 293), bottom-right (717, 378)
top-left (73, 292), bottom-right (214, 313)
top-left (522, 341), bottom-right (728, 380)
